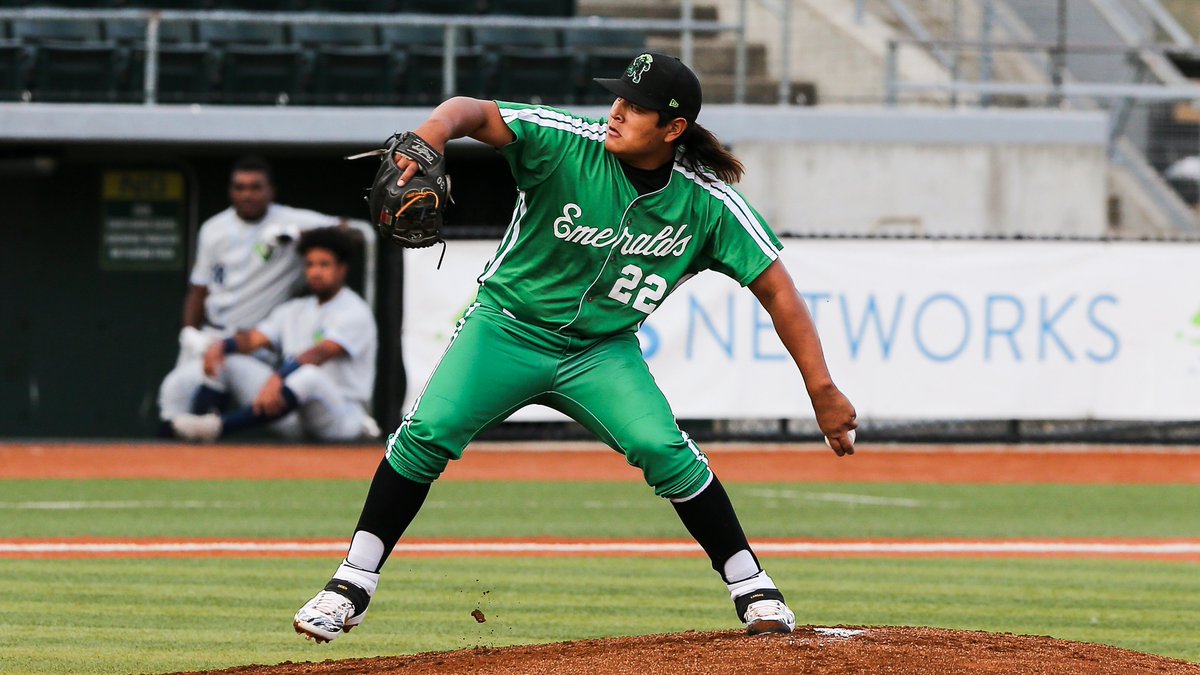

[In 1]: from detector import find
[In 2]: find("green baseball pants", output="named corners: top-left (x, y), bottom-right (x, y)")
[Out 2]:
top-left (386, 303), bottom-right (713, 499)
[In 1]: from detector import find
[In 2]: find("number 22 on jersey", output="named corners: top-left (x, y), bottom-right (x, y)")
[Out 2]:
top-left (608, 263), bottom-right (667, 314)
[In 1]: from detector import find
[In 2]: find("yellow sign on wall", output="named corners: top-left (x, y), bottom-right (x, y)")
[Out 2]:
top-left (100, 170), bottom-right (186, 271)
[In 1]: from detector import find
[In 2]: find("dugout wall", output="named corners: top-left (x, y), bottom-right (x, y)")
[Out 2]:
top-left (0, 142), bottom-right (517, 438)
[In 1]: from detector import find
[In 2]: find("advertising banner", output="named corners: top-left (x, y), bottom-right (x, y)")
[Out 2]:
top-left (403, 240), bottom-right (1200, 421)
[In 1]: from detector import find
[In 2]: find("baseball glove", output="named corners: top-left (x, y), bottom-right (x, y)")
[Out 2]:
top-left (349, 131), bottom-right (451, 249)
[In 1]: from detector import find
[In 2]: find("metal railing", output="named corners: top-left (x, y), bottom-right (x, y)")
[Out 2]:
top-left (883, 38), bottom-right (1200, 104)
top-left (883, 37), bottom-right (1200, 231)
top-left (0, 6), bottom-right (746, 104)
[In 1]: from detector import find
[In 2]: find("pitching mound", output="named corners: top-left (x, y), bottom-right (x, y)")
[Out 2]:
top-left (175, 627), bottom-right (1199, 675)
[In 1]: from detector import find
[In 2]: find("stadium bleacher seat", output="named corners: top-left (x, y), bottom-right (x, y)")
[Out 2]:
top-left (105, 19), bottom-right (196, 46)
top-left (487, 0), bottom-right (575, 16)
top-left (398, 0), bottom-right (483, 14)
top-left (218, 44), bottom-right (305, 104)
top-left (11, 19), bottom-right (102, 43)
top-left (197, 20), bottom-right (286, 46)
top-left (472, 26), bottom-right (559, 52)
top-left (490, 49), bottom-right (575, 105)
top-left (305, 0), bottom-right (395, 11)
top-left (218, 0), bottom-right (303, 10)
top-left (309, 45), bottom-right (399, 106)
top-left (0, 40), bottom-right (28, 101)
top-left (124, 43), bottom-right (213, 103)
top-left (30, 40), bottom-right (121, 102)
top-left (39, 0), bottom-right (123, 6)
top-left (122, 1), bottom-right (212, 8)
top-left (379, 23), bottom-right (453, 48)
top-left (291, 22), bottom-right (378, 48)
top-left (561, 27), bottom-right (645, 53)
top-left (401, 45), bottom-right (487, 105)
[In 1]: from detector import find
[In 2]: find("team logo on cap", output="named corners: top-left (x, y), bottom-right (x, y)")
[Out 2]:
top-left (626, 53), bottom-right (653, 83)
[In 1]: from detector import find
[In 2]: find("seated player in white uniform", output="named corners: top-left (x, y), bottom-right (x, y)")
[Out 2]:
top-left (169, 227), bottom-right (379, 442)
top-left (156, 156), bottom-right (347, 435)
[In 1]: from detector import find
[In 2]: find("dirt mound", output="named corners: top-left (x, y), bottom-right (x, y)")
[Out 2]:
top-left (174, 627), bottom-right (1199, 675)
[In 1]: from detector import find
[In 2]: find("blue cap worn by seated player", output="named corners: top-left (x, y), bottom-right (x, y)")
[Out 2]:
top-left (593, 52), bottom-right (703, 124)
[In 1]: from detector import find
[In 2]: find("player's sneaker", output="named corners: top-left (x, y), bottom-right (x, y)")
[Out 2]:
top-left (293, 580), bottom-right (370, 643)
top-left (736, 589), bottom-right (796, 635)
top-left (170, 413), bottom-right (222, 442)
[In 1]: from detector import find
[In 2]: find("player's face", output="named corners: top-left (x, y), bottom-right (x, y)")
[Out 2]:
top-left (605, 98), bottom-right (685, 168)
top-left (229, 170), bottom-right (274, 222)
top-left (304, 248), bottom-right (347, 299)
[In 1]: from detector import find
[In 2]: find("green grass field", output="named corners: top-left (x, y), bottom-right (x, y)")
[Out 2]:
top-left (1, 480), bottom-right (1198, 674)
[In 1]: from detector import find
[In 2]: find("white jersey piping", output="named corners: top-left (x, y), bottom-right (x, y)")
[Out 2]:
top-left (499, 107), bottom-right (606, 143)
top-left (673, 164), bottom-right (780, 261)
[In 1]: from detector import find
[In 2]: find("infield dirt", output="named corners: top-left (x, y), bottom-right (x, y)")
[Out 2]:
top-left (167, 627), bottom-right (1200, 675)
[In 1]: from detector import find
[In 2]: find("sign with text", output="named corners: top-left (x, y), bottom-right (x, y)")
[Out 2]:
top-left (403, 240), bottom-right (1200, 421)
top-left (100, 170), bottom-right (186, 271)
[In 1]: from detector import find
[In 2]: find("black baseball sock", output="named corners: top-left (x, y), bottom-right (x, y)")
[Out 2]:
top-left (349, 457), bottom-right (432, 570)
top-left (324, 459), bottom-right (432, 610)
top-left (671, 475), bottom-right (762, 583)
top-left (189, 384), bottom-right (229, 415)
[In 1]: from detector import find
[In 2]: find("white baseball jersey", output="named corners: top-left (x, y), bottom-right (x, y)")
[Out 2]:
top-left (256, 287), bottom-right (377, 405)
top-left (189, 204), bottom-right (340, 330)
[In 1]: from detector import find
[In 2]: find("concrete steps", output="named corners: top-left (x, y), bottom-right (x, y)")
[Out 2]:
top-left (575, 0), bottom-right (812, 104)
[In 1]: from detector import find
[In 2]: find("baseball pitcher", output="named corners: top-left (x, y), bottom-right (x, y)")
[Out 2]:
top-left (294, 53), bottom-right (857, 642)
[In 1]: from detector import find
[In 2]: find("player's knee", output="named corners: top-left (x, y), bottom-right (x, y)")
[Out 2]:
top-left (281, 364), bottom-right (323, 403)
top-left (384, 423), bottom-right (455, 484)
top-left (622, 435), bottom-right (711, 500)
top-left (157, 362), bottom-right (205, 419)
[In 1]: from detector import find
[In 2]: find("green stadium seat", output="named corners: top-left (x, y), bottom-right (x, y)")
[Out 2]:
top-left (489, 50), bottom-right (575, 105)
top-left (0, 41), bottom-right (29, 101)
top-left (218, 44), bottom-right (305, 105)
top-left (380, 23), bottom-right (454, 48)
top-left (304, 0), bottom-right (395, 11)
top-left (291, 22), bottom-right (378, 48)
top-left (308, 45), bottom-right (399, 106)
top-left (11, 19), bottom-right (102, 42)
top-left (397, 0), bottom-right (483, 14)
top-left (105, 19), bottom-right (196, 45)
top-left (218, 0), bottom-right (303, 10)
top-left (123, 1), bottom-right (212, 7)
top-left (401, 45), bottom-right (487, 105)
top-left (561, 27), bottom-right (645, 52)
top-left (30, 40), bottom-right (121, 102)
top-left (487, 0), bottom-right (574, 16)
top-left (472, 26), bottom-right (559, 51)
top-left (40, 0), bottom-right (123, 7)
top-left (197, 21), bottom-right (286, 46)
top-left (124, 43), bottom-right (213, 103)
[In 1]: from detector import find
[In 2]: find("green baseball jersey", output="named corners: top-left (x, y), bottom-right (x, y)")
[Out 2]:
top-left (476, 101), bottom-right (783, 339)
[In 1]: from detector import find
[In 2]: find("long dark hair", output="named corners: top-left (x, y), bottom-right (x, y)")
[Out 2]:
top-left (660, 114), bottom-right (744, 184)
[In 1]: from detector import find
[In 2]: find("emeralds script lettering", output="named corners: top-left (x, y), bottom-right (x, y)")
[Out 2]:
top-left (551, 203), bottom-right (692, 257)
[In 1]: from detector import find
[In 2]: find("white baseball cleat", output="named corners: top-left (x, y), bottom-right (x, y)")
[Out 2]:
top-left (740, 595), bottom-right (796, 635)
top-left (170, 413), bottom-right (223, 442)
top-left (293, 589), bottom-right (367, 643)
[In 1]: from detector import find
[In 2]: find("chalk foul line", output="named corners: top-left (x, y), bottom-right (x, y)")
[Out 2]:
top-left (1, 538), bottom-right (1199, 560)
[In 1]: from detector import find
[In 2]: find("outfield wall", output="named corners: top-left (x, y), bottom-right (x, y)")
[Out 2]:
top-left (403, 239), bottom-right (1200, 422)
